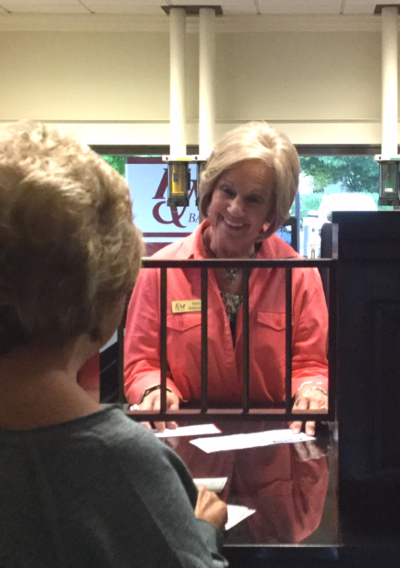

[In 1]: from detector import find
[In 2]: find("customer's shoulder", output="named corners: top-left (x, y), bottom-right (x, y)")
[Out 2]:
top-left (95, 407), bottom-right (162, 452)
top-left (97, 409), bottom-right (193, 491)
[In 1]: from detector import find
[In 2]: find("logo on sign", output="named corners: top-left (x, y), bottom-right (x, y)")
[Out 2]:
top-left (152, 168), bottom-right (199, 228)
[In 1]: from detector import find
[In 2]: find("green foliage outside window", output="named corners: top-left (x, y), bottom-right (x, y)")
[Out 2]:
top-left (102, 155), bottom-right (126, 177)
top-left (290, 193), bottom-right (325, 223)
top-left (299, 156), bottom-right (380, 193)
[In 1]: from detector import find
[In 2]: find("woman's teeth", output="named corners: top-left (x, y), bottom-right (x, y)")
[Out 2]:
top-left (224, 218), bottom-right (245, 229)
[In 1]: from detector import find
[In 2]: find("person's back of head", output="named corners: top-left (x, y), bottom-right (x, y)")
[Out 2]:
top-left (0, 121), bottom-right (143, 356)
top-left (0, 123), bottom-right (229, 568)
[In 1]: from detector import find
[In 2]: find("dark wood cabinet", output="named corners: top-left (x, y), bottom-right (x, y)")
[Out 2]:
top-left (332, 211), bottom-right (400, 538)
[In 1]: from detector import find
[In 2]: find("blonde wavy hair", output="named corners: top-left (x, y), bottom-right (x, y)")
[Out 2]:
top-left (0, 122), bottom-right (144, 355)
top-left (199, 121), bottom-right (300, 238)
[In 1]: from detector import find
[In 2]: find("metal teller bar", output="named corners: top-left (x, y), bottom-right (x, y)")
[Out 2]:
top-left (123, 257), bottom-right (338, 423)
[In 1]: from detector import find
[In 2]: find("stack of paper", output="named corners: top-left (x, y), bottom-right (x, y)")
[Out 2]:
top-left (190, 428), bottom-right (315, 453)
top-left (193, 477), bottom-right (228, 493)
top-left (155, 423), bottom-right (221, 438)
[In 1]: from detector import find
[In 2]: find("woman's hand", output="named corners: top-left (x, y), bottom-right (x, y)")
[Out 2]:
top-left (292, 440), bottom-right (328, 462)
top-left (134, 388), bottom-right (180, 433)
top-left (194, 484), bottom-right (228, 531)
top-left (290, 384), bottom-right (328, 437)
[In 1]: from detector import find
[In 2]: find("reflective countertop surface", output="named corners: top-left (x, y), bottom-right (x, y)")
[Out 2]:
top-left (159, 419), bottom-right (339, 547)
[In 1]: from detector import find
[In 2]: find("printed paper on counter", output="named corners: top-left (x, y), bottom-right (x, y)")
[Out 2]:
top-left (225, 505), bottom-right (256, 531)
top-left (194, 477), bottom-right (228, 493)
top-left (155, 423), bottom-right (221, 438)
top-left (190, 428), bottom-right (315, 453)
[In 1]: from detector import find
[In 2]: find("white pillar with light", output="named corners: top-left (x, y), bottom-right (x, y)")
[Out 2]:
top-left (375, 6), bottom-right (400, 207)
top-left (199, 7), bottom-right (216, 158)
top-left (167, 7), bottom-right (190, 207)
top-left (170, 7), bottom-right (186, 157)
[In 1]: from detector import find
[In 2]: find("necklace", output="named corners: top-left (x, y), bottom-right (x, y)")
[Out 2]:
top-left (202, 235), bottom-right (256, 283)
top-left (225, 267), bottom-right (240, 283)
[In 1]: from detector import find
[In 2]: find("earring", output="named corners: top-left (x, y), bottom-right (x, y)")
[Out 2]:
top-left (258, 223), bottom-right (270, 240)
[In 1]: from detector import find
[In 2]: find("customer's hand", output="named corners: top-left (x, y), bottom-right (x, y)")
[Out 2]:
top-left (290, 384), bottom-right (328, 436)
top-left (133, 389), bottom-right (180, 433)
top-left (194, 484), bottom-right (228, 531)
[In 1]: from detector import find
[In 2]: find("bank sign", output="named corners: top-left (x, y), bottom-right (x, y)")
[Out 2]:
top-left (126, 157), bottom-right (199, 255)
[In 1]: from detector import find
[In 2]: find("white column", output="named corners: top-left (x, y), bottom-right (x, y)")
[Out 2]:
top-left (199, 7), bottom-right (216, 157)
top-left (170, 8), bottom-right (186, 157)
top-left (381, 6), bottom-right (399, 156)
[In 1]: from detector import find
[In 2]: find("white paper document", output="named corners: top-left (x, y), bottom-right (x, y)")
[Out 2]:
top-left (225, 505), bottom-right (256, 531)
top-left (193, 477), bottom-right (228, 493)
top-left (155, 423), bottom-right (221, 438)
top-left (190, 428), bottom-right (315, 453)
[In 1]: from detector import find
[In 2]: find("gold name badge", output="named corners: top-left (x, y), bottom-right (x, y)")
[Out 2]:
top-left (172, 300), bottom-right (201, 313)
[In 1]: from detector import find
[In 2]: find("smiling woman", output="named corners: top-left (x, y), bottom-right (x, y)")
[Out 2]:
top-left (204, 160), bottom-right (274, 261)
top-left (124, 121), bottom-right (329, 436)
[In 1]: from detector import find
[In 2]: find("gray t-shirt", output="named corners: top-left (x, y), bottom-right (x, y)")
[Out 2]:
top-left (0, 406), bottom-right (228, 568)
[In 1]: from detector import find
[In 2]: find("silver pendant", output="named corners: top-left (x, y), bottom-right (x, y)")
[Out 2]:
top-left (225, 270), bottom-right (237, 283)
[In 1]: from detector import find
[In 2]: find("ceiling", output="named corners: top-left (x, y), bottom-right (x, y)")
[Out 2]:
top-left (0, 1), bottom-right (398, 17)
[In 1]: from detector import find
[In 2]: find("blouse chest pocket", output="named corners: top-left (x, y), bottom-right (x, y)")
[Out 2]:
top-left (256, 311), bottom-right (286, 331)
top-left (166, 312), bottom-right (202, 332)
top-left (255, 312), bottom-right (287, 362)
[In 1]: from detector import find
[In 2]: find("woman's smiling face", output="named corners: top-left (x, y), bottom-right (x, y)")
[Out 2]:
top-left (207, 159), bottom-right (275, 258)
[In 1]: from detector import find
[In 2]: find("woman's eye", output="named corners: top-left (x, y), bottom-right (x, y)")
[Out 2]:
top-left (220, 186), bottom-right (235, 197)
top-left (247, 195), bottom-right (263, 205)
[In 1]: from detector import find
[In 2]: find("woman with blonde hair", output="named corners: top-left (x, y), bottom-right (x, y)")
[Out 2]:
top-left (0, 122), bottom-right (227, 568)
top-left (124, 121), bottom-right (329, 435)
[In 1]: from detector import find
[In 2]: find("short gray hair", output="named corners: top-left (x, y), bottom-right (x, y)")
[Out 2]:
top-left (0, 121), bottom-right (144, 355)
top-left (199, 121), bottom-right (300, 238)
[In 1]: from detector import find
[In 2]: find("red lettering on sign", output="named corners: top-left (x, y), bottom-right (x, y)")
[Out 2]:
top-left (153, 168), bottom-right (169, 200)
top-left (152, 173), bottom-right (198, 229)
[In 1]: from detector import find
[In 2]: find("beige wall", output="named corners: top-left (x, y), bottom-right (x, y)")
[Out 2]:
top-left (0, 14), bottom-right (395, 145)
top-left (0, 32), bottom-right (171, 121)
top-left (216, 32), bottom-right (381, 121)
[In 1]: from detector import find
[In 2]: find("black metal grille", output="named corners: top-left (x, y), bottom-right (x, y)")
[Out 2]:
top-left (120, 255), bottom-right (338, 423)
